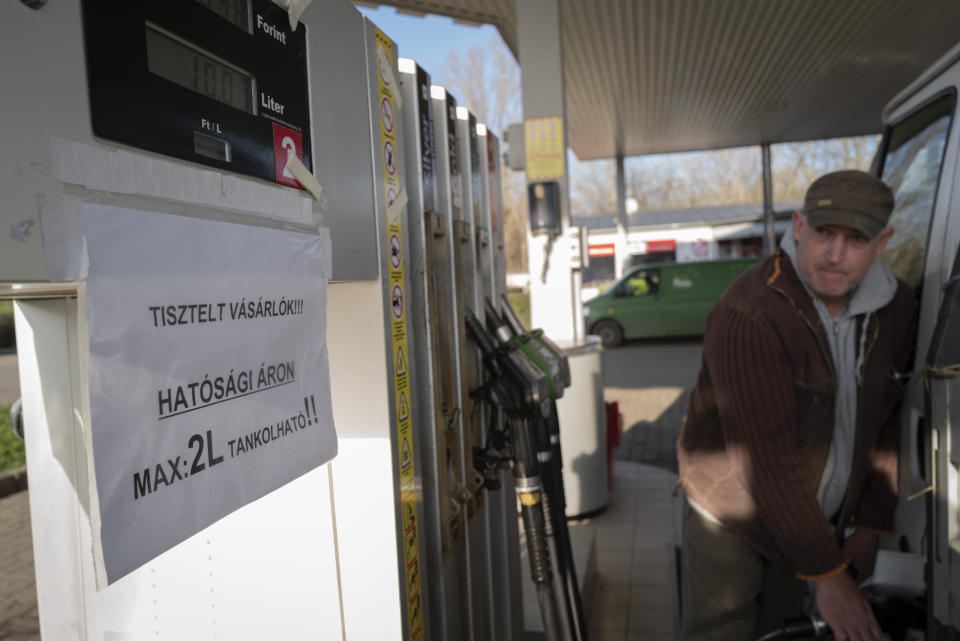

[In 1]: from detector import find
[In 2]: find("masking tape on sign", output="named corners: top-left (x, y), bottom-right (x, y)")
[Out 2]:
top-left (377, 46), bottom-right (403, 111)
top-left (287, 0), bottom-right (311, 30)
top-left (37, 193), bottom-right (88, 281)
top-left (50, 137), bottom-right (314, 225)
top-left (284, 150), bottom-right (326, 205)
top-left (387, 188), bottom-right (408, 224)
top-left (269, 0), bottom-right (312, 30)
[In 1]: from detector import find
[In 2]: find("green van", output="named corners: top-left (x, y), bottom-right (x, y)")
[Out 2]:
top-left (584, 257), bottom-right (760, 347)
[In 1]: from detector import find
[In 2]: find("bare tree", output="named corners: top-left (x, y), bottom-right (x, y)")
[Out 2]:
top-left (570, 159), bottom-right (617, 217)
top-left (569, 137), bottom-right (878, 218)
top-left (438, 35), bottom-right (528, 272)
top-left (772, 136), bottom-right (880, 203)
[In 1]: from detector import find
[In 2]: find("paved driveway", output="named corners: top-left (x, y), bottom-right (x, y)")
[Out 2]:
top-left (601, 338), bottom-right (703, 472)
top-left (0, 491), bottom-right (38, 641)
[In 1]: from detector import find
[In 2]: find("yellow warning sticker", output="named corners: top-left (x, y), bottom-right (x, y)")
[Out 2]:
top-left (396, 345), bottom-right (408, 376)
top-left (400, 436), bottom-right (412, 469)
top-left (524, 116), bottom-right (565, 181)
top-left (374, 28), bottom-right (424, 641)
top-left (398, 391), bottom-right (410, 422)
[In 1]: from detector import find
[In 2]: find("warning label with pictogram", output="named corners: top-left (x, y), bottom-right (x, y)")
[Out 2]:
top-left (376, 27), bottom-right (423, 641)
top-left (381, 96), bottom-right (395, 133)
top-left (384, 140), bottom-right (397, 176)
top-left (390, 234), bottom-right (402, 270)
top-left (391, 283), bottom-right (404, 319)
top-left (395, 345), bottom-right (407, 376)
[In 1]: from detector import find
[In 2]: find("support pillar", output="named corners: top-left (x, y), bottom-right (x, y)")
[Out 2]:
top-left (518, 0), bottom-right (578, 343)
top-left (615, 153), bottom-right (628, 279)
top-left (761, 143), bottom-right (776, 256)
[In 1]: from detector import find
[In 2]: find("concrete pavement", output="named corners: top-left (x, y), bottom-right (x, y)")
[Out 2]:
top-left (602, 338), bottom-right (703, 472)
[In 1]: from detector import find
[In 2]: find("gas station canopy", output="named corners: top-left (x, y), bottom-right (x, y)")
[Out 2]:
top-left (360, 0), bottom-right (960, 159)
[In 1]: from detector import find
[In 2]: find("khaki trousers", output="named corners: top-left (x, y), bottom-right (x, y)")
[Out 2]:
top-left (681, 500), bottom-right (808, 641)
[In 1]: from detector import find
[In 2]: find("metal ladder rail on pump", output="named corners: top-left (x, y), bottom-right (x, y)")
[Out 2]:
top-left (463, 309), bottom-right (564, 641)
top-left (489, 296), bottom-right (587, 641)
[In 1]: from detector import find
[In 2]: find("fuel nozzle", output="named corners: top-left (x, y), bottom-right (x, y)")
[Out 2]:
top-left (485, 297), bottom-right (513, 344)
top-left (492, 297), bottom-right (571, 400)
top-left (465, 308), bottom-right (551, 420)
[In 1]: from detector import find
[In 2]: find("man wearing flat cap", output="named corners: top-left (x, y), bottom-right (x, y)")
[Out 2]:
top-left (677, 170), bottom-right (916, 641)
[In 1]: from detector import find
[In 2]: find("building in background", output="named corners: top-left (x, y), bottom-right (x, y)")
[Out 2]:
top-left (576, 203), bottom-right (799, 296)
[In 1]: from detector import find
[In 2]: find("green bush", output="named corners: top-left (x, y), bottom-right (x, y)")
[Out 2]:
top-left (0, 402), bottom-right (26, 473)
top-left (0, 300), bottom-right (13, 349)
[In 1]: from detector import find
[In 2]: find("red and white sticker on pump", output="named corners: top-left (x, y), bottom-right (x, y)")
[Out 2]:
top-left (273, 123), bottom-right (303, 188)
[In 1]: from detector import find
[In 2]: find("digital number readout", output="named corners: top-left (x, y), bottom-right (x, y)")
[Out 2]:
top-left (145, 24), bottom-right (254, 114)
top-left (195, 0), bottom-right (252, 33)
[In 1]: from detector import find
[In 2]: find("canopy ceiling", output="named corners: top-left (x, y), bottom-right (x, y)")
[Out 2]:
top-left (358, 1), bottom-right (960, 160)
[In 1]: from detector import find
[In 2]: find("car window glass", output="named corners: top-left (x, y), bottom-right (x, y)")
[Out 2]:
top-left (879, 93), bottom-right (955, 290)
top-left (625, 269), bottom-right (659, 297)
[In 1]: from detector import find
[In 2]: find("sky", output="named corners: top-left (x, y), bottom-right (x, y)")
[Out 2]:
top-left (355, 5), bottom-right (503, 82)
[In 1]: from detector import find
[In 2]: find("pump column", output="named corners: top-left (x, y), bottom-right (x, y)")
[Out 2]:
top-left (517, 0), bottom-right (578, 344)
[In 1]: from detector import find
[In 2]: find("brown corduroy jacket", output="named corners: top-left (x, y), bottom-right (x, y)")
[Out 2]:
top-left (677, 250), bottom-right (916, 580)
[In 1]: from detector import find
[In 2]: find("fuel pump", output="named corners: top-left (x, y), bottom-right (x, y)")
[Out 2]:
top-left (463, 308), bottom-right (564, 641)
top-left (491, 296), bottom-right (588, 641)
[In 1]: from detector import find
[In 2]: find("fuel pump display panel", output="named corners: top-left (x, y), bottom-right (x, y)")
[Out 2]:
top-left (144, 24), bottom-right (255, 114)
top-left (82, 0), bottom-right (311, 188)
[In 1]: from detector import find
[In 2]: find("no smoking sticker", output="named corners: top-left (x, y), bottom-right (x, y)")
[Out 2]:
top-left (381, 97), bottom-right (395, 133)
top-left (390, 234), bottom-right (402, 269)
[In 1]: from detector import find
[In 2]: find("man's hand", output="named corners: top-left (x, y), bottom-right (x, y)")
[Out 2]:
top-left (842, 529), bottom-right (879, 580)
top-left (815, 571), bottom-right (882, 641)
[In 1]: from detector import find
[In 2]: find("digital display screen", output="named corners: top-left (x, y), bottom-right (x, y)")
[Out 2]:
top-left (194, 131), bottom-right (231, 162)
top-left (194, 0), bottom-right (252, 33)
top-left (145, 24), bottom-right (254, 114)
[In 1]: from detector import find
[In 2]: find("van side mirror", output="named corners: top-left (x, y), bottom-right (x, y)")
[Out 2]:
top-left (612, 283), bottom-right (626, 298)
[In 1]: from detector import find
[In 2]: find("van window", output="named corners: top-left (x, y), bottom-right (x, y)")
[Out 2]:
top-left (879, 93), bottom-right (955, 290)
top-left (623, 269), bottom-right (660, 297)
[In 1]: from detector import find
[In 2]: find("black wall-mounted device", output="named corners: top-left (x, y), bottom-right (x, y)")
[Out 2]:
top-left (528, 181), bottom-right (561, 235)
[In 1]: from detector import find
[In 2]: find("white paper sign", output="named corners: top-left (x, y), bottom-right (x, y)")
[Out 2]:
top-left (83, 204), bottom-right (336, 584)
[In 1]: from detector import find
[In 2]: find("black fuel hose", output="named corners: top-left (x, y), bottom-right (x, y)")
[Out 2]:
top-left (535, 420), bottom-right (578, 641)
top-left (546, 407), bottom-right (589, 641)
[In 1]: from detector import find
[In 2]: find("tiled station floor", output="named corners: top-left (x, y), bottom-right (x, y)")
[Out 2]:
top-left (579, 460), bottom-right (681, 641)
top-left (522, 460), bottom-right (683, 641)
